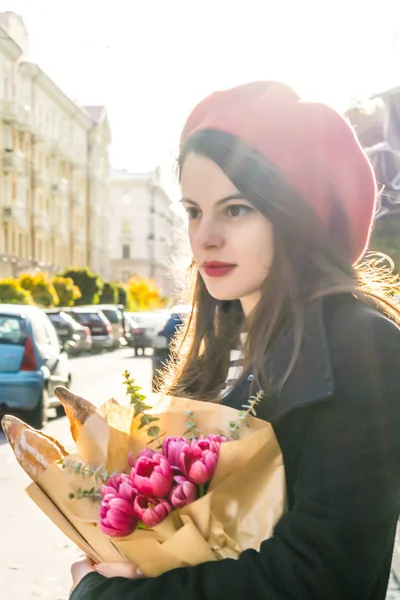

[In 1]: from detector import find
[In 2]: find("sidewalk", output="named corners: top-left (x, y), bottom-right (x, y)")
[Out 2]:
top-left (387, 572), bottom-right (400, 599)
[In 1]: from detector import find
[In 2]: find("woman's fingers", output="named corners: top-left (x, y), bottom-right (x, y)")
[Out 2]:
top-left (70, 555), bottom-right (96, 595)
top-left (95, 561), bottom-right (144, 579)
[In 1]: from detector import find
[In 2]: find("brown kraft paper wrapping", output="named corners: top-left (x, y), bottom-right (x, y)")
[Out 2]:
top-left (23, 395), bottom-right (287, 577)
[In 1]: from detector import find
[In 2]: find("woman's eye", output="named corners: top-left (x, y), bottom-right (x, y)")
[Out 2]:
top-left (225, 205), bottom-right (253, 217)
top-left (186, 207), bottom-right (201, 220)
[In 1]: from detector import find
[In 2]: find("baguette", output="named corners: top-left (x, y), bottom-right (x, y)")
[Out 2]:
top-left (54, 386), bottom-right (97, 442)
top-left (1, 415), bottom-right (67, 482)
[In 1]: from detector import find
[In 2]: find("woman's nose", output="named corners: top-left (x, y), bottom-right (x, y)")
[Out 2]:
top-left (193, 218), bottom-right (224, 250)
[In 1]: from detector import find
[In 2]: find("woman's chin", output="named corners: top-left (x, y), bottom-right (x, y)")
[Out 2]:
top-left (206, 287), bottom-right (241, 302)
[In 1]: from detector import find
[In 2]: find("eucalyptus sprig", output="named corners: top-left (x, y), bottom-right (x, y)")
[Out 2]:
top-left (183, 409), bottom-right (201, 440)
top-left (58, 458), bottom-right (114, 484)
top-left (123, 370), bottom-right (163, 447)
top-left (68, 486), bottom-right (102, 502)
top-left (227, 390), bottom-right (265, 440)
top-left (57, 458), bottom-right (115, 502)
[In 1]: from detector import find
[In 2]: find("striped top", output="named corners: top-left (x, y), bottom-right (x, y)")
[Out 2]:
top-left (220, 334), bottom-right (246, 398)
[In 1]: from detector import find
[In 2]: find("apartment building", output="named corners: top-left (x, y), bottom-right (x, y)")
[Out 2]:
top-left (109, 168), bottom-right (181, 295)
top-left (0, 12), bottom-right (111, 280)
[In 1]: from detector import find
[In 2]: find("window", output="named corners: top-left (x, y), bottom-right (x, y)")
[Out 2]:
top-left (3, 125), bottom-right (11, 148)
top-left (122, 191), bottom-right (131, 206)
top-left (0, 315), bottom-right (24, 345)
top-left (122, 244), bottom-right (131, 259)
top-left (121, 218), bottom-right (131, 233)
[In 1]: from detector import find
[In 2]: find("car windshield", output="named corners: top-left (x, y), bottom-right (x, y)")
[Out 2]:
top-left (72, 312), bottom-right (104, 324)
top-left (0, 314), bottom-right (25, 345)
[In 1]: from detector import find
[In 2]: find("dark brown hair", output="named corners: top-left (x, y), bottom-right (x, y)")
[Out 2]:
top-left (160, 130), bottom-right (400, 400)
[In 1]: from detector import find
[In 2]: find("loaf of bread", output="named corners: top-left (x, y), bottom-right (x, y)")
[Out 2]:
top-left (54, 386), bottom-right (97, 442)
top-left (1, 415), bottom-right (67, 482)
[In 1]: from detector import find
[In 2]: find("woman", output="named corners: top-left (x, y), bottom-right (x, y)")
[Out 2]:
top-left (70, 82), bottom-right (400, 600)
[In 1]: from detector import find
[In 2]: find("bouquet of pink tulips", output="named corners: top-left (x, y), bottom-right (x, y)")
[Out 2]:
top-left (99, 435), bottom-right (227, 536)
top-left (17, 371), bottom-right (286, 577)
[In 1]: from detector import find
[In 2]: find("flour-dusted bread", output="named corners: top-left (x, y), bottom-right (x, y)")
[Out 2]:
top-left (1, 415), bottom-right (67, 482)
top-left (54, 386), bottom-right (97, 442)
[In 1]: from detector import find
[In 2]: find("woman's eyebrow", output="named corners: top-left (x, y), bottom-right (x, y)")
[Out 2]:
top-left (179, 193), bottom-right (246, 206)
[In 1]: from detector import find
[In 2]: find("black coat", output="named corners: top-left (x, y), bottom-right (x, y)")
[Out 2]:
top-left (71, 293), bottom-right (400, 600)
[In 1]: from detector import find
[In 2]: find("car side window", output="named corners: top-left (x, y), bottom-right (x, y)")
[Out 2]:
top-left (42, 314), bottom-right (61, 348)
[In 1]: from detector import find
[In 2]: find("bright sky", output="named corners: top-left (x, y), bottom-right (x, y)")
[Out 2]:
top-left (3, 0), bottom-right (400, 196)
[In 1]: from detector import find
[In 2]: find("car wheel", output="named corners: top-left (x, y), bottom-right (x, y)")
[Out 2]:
top-left (27, 388), bottom-right (49, 430)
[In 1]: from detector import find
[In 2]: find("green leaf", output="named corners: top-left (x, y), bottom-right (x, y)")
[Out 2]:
top-left (146, 416), bottom-right (159, 423)
top-left (133, 405), bottom-right (142, 418)
top-left (68, 493), bottom-right (75, 499)
top-left (148, 426), bottom-right (160, 437)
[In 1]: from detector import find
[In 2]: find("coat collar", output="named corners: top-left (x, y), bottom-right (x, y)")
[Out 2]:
top-left (265, 295), bottom-right (334, 422)
top-left (222, 296), bottom-right (334, 423)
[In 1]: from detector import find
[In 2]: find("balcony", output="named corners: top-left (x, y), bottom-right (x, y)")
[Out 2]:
top-left (0, 100), bottom-right (19, 123)
top-left (49, 137), bottom-right (63, 156)
top-left (33, 167), bottom-right (48, 187)
top-left (3, 149), bottom-right (25, 174)
top-left (3, 206), bottom-right (17, 222)
top-left (72, 192), bottom-right (84, 206)
top-left (17, 105), bottom-right (32, 131)
top-left (51, 222), bottom-right (68, 241)
top-left (52, 178), bottom-right (69, 196)
top-left (34, 212), bottom-right (50, 232)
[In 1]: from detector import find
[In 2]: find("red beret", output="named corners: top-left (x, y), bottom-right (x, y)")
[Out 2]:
top-left (180, 81), bottom-right (376, 264)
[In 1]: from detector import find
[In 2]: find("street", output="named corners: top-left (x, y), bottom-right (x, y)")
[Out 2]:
top-left (0, 348), bottom-right (153, 600)
top-left (0, 348), bottom-right (400, 599)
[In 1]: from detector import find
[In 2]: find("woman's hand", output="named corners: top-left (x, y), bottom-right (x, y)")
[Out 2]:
top-left (94, 561), bottom-right (145, 579)
top-left (70, 555), bottom-right (96, 594)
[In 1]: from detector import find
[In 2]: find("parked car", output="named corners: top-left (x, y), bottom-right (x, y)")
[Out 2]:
top-left (125, 311), bottom-right (170, 355)
top-left (65, 308), bottom-right (113, 352)
top-left (124, 313), bottom-right (140, 346)
top-left (152, 305), bottom-right (191, 390)
top-left (0, 304), bottom-right (71, 429)
top-left (45, 309), bottom-right (92, 355)
top-left (92, 304), bottom-right (125, 349)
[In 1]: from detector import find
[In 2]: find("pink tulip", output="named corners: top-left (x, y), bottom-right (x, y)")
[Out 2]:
top-left (128, 449), bottom-right (156, 471)
top-left (132, 453), bottom-right (173, 498)
top-left (162, 436), bottom-right (190, 467)
top-left (178, 437), bottom-right (220, 485)
top-left (133, 495), bottom-right (172, 527)
top-left (99, 474), bottom-right (138, 537)
top-left (169, 474), bottom-right (198, 508)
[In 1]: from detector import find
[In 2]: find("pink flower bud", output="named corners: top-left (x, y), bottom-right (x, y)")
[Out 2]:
top-left (133, 453), bottom-right (173, 498)
top-left (99, 474), bottom-right (138, 537)
top-left (162, 436), bottom-right (190, 467)
top-left (133, 495), bottom-right (172, 527)
top-left (178, 437), bottom-right (220, 485)
top-left (169, 475), bottom-right (198, 508)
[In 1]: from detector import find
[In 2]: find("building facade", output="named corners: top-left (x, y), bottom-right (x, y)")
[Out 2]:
top-left (109, 168), bottom-right (180, 295)
top-left (0, 12), bottom-right (111, 280)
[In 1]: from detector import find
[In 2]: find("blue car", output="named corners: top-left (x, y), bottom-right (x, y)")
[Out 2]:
top-left (0, 304), bottom-right (72, 429)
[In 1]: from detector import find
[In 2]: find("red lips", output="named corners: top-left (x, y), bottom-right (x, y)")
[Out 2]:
top-left (202, 261), bottom-right (236, 278)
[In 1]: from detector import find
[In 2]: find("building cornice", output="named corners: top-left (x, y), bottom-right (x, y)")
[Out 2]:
top-left (20, 61), bottom-right (93, 128)
top-left (0, 24), bottom-right (23, 59)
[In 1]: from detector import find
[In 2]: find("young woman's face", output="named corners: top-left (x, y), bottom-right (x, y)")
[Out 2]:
top-left (180, 152), bottom-right (274, 316)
